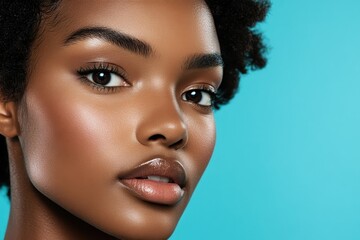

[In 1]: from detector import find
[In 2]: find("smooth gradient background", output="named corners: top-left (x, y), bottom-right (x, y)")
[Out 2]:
top-left (1, 0), bottom-right (360, 239)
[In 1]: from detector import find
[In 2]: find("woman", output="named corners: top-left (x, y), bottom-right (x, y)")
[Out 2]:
top-left (0, 0), bottom-right (270, 239)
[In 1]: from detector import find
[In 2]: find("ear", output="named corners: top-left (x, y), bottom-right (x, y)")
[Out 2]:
top-left (0, 101), bottom-right (20, 138)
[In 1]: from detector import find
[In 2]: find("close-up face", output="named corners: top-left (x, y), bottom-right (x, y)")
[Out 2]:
top-left (17, 0), bottom-right (222, 239)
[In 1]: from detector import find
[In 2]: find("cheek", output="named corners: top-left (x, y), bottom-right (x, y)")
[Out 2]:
top-left (18, 86), bottom-right (130, 208)
top-left (185, 114), bottom-right (216, 190)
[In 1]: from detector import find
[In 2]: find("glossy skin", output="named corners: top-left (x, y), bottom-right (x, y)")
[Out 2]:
top-left (2, 0), bottom-right (222, 239)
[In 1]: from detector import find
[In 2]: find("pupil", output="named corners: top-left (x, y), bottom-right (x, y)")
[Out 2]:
top-left (93, 71), bottom-right (111, 85)
top-left (186, 90), bottom-right (202, 103)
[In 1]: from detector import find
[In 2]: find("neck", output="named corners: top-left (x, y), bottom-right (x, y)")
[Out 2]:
top-left (5, 138), bottom-right (118, 240)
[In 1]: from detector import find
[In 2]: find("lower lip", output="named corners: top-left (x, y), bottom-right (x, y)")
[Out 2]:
top-left (120, 179), bottom-right (185, 205)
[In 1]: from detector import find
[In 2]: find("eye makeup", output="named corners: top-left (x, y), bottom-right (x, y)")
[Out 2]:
top-left (182, 84), bottom-right (217, 110)
top-left (76, 62), bottom-right (129, 93)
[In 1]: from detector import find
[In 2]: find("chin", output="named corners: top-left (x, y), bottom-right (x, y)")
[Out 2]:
top-left (108, 203), bottom-right (186, 240)
top-left (70, 195), bottom-right (189, 240)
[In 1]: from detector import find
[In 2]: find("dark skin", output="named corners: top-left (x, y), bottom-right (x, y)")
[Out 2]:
top-left (0, 0), bottom-right (222, 239)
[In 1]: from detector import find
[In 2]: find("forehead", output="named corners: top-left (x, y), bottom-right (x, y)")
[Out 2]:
top-left (45, 0), bottom-right (220, 55)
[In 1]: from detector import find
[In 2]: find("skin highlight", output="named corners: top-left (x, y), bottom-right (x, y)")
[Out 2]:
top-left (4, 1), bottom-right (222, 239)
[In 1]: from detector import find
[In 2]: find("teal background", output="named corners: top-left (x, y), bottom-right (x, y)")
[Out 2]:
top-left (1, 0), bottom-right (360, 239)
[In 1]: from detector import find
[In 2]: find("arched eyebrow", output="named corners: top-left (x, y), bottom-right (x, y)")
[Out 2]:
top-left (183, 53), bottom-right (223, 70)
top-left (64, 26), bottom-right (153, 57)
top-left (64, 26), bottom-right (223, 69)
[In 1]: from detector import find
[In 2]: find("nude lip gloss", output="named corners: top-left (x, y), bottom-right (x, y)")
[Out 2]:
top-left (119, 158), bottom-right (186, 205)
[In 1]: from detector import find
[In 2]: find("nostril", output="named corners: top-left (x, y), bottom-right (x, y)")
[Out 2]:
top-left (147, 134), bottom-right (185, 149)
top-left (148, 134), bottom-right (166, 141)
top-left (169, 139), bottom-right (184, 150)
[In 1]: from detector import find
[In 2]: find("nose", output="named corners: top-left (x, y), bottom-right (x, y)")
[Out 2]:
top-left (135, 99), bottom-right (188, 150)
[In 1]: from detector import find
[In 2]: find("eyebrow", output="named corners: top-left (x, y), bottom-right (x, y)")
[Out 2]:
top-left (183, 53), bottom-right (224, 70)
top-left (64, 26), bottom-right (153, 57)
top-left (64, 26), bottom-right (223, 69)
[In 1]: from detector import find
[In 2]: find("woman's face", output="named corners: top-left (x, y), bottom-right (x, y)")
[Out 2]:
top-left (18, 0), bottom-right (222, 239)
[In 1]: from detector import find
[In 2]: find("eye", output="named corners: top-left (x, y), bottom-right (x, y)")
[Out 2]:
top-left (182, 89), bottom-right (214, 107)
top-left (85, 70), bottom-right (127, 87)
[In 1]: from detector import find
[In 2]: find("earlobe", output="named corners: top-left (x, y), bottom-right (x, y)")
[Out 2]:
top-left (0, 101), bottom-right (20, 138)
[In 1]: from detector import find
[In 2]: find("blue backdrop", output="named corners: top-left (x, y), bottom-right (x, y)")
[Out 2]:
top-left (2, 0), bottom-right (360, 239)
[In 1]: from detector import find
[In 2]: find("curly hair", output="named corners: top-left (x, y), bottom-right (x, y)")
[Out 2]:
top-left (0, 0), bottom-right (270, 198)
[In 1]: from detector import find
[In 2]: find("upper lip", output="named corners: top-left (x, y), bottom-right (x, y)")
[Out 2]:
top-left (119, 158), bottom-right (186, 188)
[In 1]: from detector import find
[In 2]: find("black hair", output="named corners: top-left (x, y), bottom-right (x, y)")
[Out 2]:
top-left (0, 0), bottom-right (270, 198)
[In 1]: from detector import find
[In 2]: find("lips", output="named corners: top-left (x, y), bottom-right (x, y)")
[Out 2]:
top-left (119, 158), bottom-right (186, 205)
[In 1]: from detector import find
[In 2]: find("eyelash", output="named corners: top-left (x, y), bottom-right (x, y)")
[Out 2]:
top-left (182, 85), bottom-right (217, 110)
top-left (76, 62), bottom-right (128, 93)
